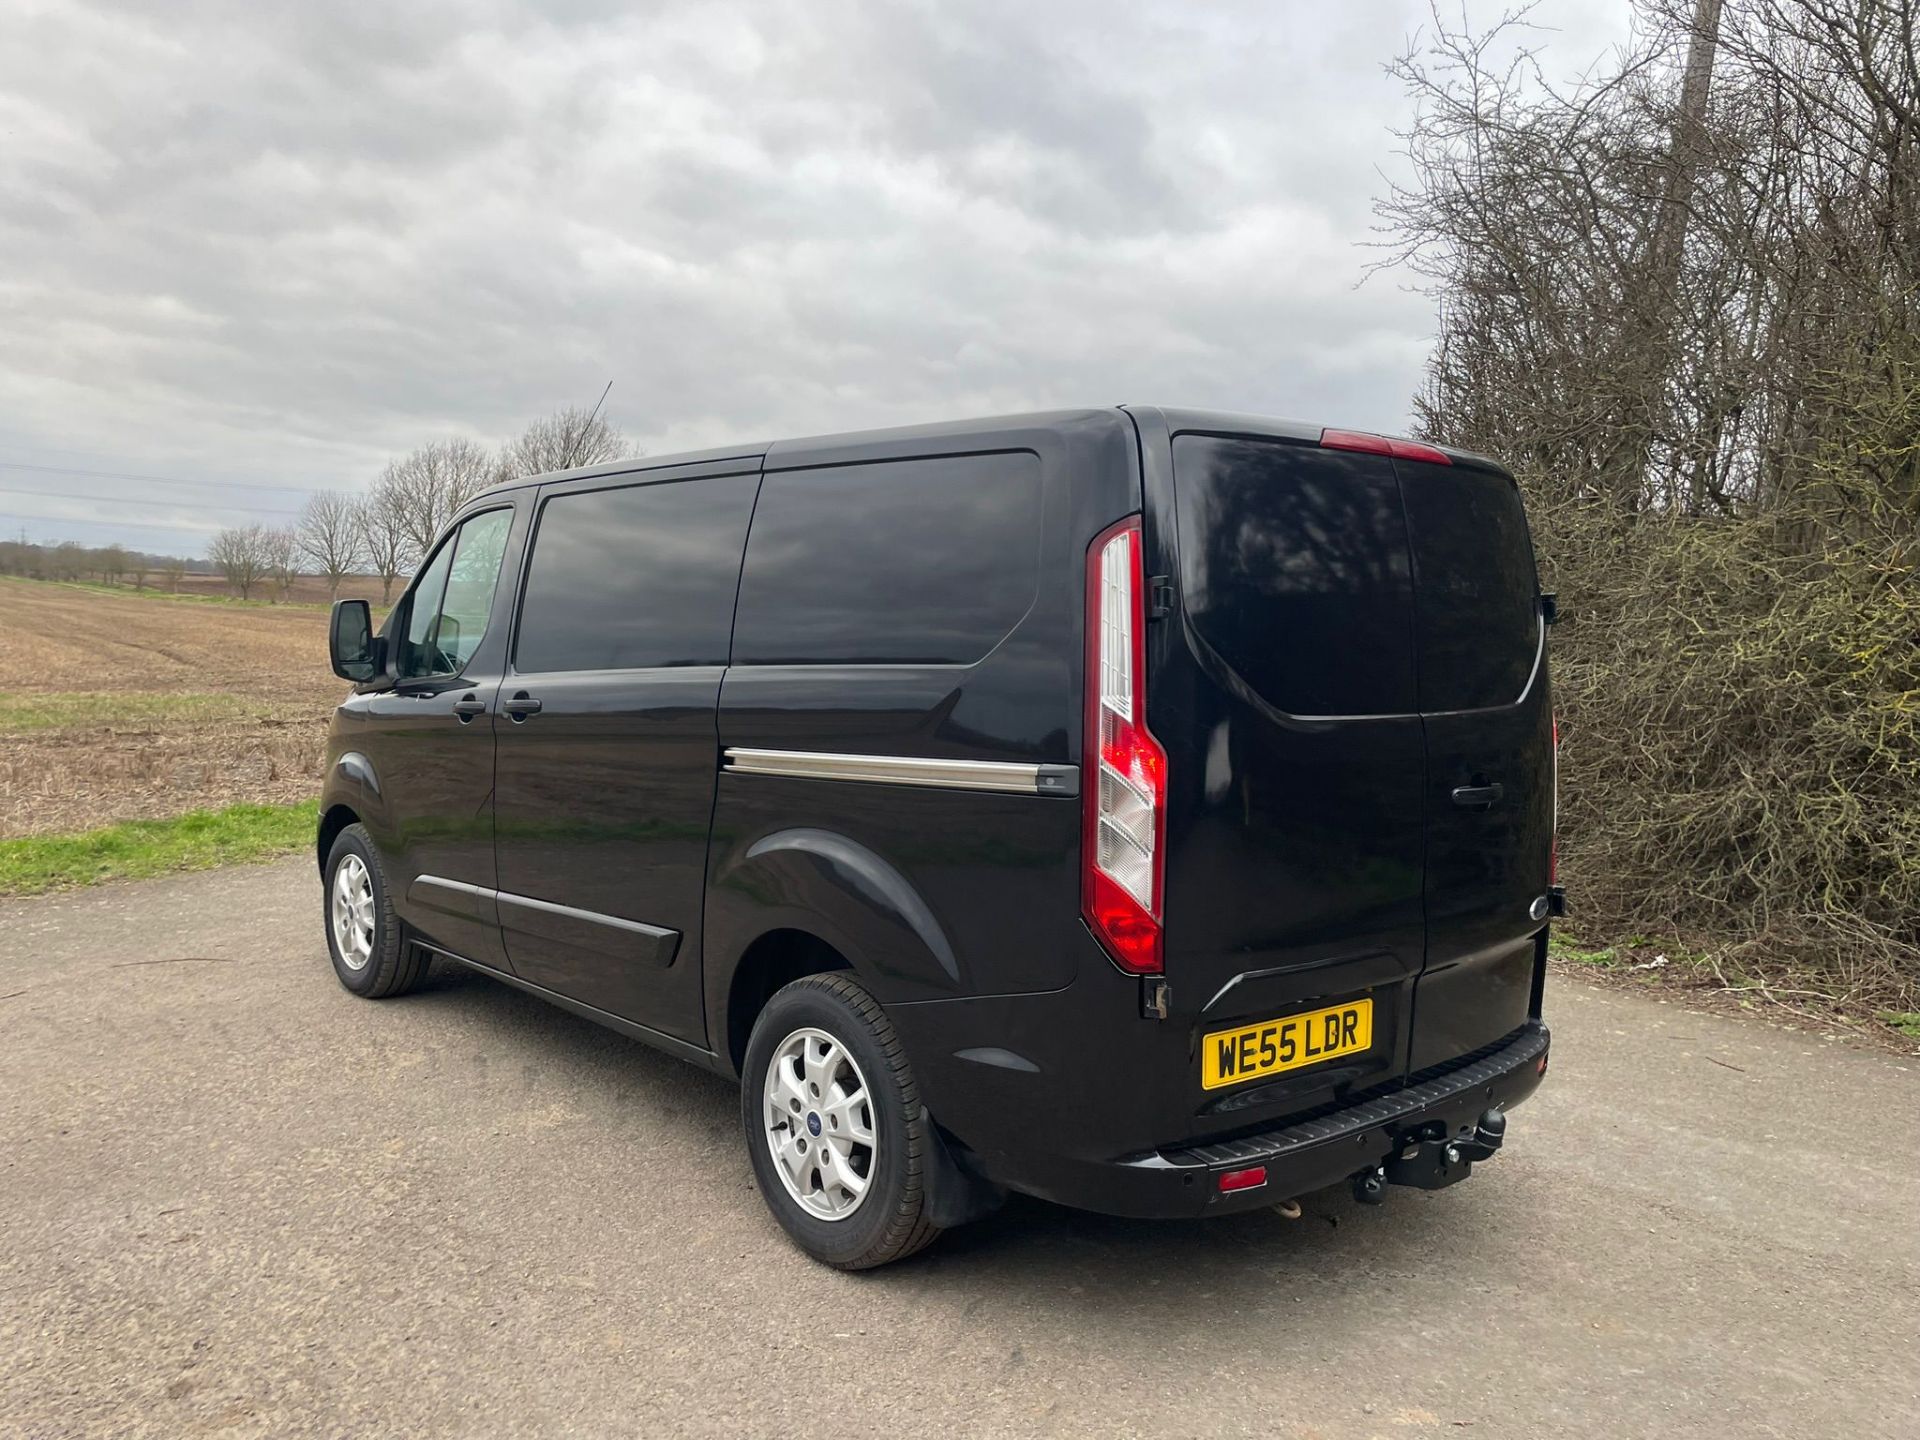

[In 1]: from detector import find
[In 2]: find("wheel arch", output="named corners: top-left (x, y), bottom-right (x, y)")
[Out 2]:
top-left (317, 801), bottom-right (360, 875)
top-left (722, 928), bottom-right (853, 1075)
top-left (317, 749), bottom-right (384, 875)
top-left (704, 825), bottom-right (966, 1076)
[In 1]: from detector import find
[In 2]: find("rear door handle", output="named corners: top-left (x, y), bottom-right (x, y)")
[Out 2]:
top-left (452, 695), bottom-right (487, 722)
top-left (1451, 783), bottom-right (1504, 810)
top-left (502, 693), bottom-right (543, 720)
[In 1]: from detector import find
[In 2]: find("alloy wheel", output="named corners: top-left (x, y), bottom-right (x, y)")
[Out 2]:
top-left (761, 1026), bottom-right (876, 1221)
top-left (330, 853), bottom-right (376, 972)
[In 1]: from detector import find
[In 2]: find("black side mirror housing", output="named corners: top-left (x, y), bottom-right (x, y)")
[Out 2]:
top-left (329, 599), bottom-right (381, 683)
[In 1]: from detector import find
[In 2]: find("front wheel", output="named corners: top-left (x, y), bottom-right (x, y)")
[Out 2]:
top-left (741, 974), bottom-right (943, 1270)
top-left (323, 823), bottom-right (429, 998)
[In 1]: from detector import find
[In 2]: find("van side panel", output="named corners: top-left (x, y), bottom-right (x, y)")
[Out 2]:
top-left (703, 414), bottom-right (1139, 1041)
top-left (488, 467), bottom-right (759, 1047)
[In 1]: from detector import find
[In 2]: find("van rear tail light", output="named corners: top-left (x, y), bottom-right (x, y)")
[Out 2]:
top-left (1083, 516), bottom-right (1166, 975)
top-left (1319, 428), bottom-right (1454, 466)
top-left (1218, 1166), bottom-right (1267, 1194)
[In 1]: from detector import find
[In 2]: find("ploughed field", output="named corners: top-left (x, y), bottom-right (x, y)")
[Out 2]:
top-left (0, 578), bottom-right (364, 837)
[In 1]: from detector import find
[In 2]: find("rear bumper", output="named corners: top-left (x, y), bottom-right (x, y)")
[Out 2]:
top-left (948, 1020), bottom-right (1550, 1219)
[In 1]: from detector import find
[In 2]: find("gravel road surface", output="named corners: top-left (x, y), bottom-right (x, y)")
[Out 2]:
top-left (3, 859), bottom-right (1915, 1437)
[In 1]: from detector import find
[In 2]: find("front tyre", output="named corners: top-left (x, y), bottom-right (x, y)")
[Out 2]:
top-left (323, 823), bottom-right (428, 998)
top-left (742, 974), bottom-right (943, 1270)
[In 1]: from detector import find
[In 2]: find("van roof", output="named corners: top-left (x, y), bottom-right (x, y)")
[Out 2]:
top-left (471, 405), bottom-right (1503, 498)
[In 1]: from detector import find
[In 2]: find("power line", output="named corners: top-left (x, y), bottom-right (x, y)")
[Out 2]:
top-left (0, 483), bottom-right (305, 518)
top-left (0, 511), bottom-right (219, 543)
top-left (0, 458), bottom-right (327, 499)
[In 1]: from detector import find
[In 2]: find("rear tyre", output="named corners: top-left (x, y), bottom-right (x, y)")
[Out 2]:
top-left (323, 823), bottom-right (429, 999)
top-left (742, 973), bottom-right (943, 1270)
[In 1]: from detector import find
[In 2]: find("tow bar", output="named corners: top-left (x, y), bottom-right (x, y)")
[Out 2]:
top-left (1351, 1106), bottom-right (1507, 1203)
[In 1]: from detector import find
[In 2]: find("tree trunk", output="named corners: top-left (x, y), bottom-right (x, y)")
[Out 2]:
top-left (1634, 0), bottom-right (1724, 512)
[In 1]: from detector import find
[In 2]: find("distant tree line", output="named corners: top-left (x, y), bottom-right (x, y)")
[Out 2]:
top-left (0, 537), bottom-right (203, 589)
top-left (206, 403), bottom-right (635, 602)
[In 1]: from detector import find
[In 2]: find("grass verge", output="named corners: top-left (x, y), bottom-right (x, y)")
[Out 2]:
top-left (0, 691), bottom-right (266, 733)
top-left (0, 800), bottom-right (317, 896)
top-left (0, 573), bottom-right (283, 608)
top-left (1549, 928), bottom-right (1918, 1048)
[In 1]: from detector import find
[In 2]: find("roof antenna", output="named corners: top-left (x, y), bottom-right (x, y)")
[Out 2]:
top-left (562, 379), bottom-right (614, 469)
top-left (585, 379), bottom-right (613, 430)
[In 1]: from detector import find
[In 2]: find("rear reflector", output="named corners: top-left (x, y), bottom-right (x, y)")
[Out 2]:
top-left (1083, 516), bottom-right (1166, 975)
top-left (1320, 427), bottom-right (1453, 466)
top-left (1218, 1166), bottom-right (1268, 1194)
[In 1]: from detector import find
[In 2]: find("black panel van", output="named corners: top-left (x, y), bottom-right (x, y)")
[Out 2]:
top-left (321, 407), bottom-right (1559, 1269)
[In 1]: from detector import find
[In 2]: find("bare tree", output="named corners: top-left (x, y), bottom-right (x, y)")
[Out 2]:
top-left (379, 438), bottom-right (499, 562)
top-left (262, 525), bottom-right (299, 601)
top-left (500, 403), bottom-right (635, 480)
top-left (354, 488), bottom-right (408, 604)
top-left (1375, 0), bottom-right (1919, 521)
top-left (298, 490), bottom-right (364, 599)
top-left (162, 557), bottom-right (186, 592)
top-left (1372, 0), bottom-right (1920, 1003)
top-left (208, 525), bottom-right (269, 599)
top-left (131, 556), bottom-right (150, 590)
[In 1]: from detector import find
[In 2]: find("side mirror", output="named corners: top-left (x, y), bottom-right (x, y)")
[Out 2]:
top-left (329, 599), bottom-right (380, 682)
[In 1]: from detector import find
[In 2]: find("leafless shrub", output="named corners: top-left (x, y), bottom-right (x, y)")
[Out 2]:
top-left (1376, 0), bottom-right (1919, 1009)
top-left (207, 524), bottom-right (269, 600)
top-left (354, 488), bottom-right (409, 603)
top-left (262, 526), bottom-right (298, 602)
top-left (500, 404), bottom-right (636, 480)
top-left (298, 490), bottom-right (363, 600)
top-left (377, 437), bottom-right (498, 564)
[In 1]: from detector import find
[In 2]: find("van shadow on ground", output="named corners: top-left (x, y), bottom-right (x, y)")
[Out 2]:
top-left (395, 958), bottom-right (1518, 1329)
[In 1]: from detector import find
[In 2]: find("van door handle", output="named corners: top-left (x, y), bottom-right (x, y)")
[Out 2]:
top-left (1451, 782), bottom-right (1504, 810)
top-left (502, 693), bottom-right (543, 721)
top-left (452, 695), bottom-right (487, 722)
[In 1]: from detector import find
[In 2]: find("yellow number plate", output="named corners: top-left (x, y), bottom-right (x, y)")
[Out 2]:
top-left (1201, 999), bottom-right (1374, 1091)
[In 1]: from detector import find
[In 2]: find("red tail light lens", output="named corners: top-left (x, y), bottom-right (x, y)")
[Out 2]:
top-left (1218, 1166), bottom-right (1267, 1193)
top-left (1083, 516), bottom-right (1166, 975)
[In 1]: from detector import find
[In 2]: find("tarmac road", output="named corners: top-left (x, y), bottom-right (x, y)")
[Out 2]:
top-left (2, 858), bottom-right (1915, 1438)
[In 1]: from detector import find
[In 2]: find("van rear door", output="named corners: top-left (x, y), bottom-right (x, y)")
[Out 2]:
top-left (1157, 431), bottom-right (1429, 1112)
top-left (1397, 457), bottom-right (1553, 1070)
top-left (1152, 419), bottom-right (1551, 1113)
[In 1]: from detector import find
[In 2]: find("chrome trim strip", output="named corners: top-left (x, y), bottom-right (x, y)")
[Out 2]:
top-left (414, 874), bottom-right (493, 900)
top-left (494, 889), bottom-right (677, 943)
top-left (723, 747), bottom-right (1078, 797)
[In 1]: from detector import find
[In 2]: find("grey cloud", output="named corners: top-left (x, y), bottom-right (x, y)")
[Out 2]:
top-left (0, 0), bottom-right (1628, 551)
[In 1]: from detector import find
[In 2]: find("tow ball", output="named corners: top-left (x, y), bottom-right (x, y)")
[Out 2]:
top-left (1351, 1106), bottom-right (1507, 1202)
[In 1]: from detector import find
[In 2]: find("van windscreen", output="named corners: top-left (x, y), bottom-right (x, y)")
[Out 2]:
top-left (1398, 460), bottom-right (1540, 711)
top-left (1170, 435), bottom-right (1416, 717)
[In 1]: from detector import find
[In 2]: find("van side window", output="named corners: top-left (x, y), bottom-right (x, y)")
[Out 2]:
top-left (732, 453), bottom-right (1041, 665)
top-left (396, 508), bottom-right (512, 681)
top-left (1170, 435), bottom-right (1417, 717)
top-left (513, 474), bottom-right (758, 673)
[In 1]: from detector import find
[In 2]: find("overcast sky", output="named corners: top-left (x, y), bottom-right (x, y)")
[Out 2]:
top-left (0, 0), bottom-right (1630, 554)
